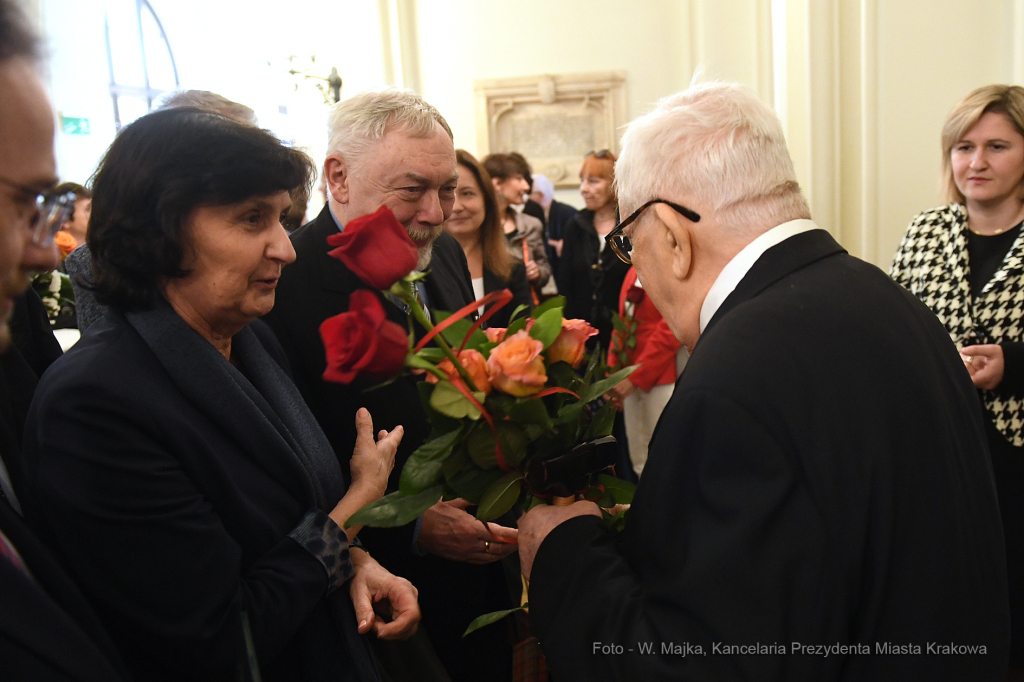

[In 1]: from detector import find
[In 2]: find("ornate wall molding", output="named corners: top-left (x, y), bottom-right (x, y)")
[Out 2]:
top-left (473, 71), bottom-right (627, 188)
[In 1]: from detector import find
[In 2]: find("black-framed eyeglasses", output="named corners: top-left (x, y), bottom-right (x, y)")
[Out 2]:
top-left (607, 199), bottom-right (700, 264)
top-left (0, 176), bottom-right (76, 247)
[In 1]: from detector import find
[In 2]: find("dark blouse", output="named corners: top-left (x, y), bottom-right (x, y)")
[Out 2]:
top-left (967, 222), bottom-right (1023, 298)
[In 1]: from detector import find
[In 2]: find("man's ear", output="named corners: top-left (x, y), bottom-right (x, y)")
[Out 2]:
top-left (324, 154), bottom-right (350, 205)
top-left (653, 202), bottom-right (693, 281)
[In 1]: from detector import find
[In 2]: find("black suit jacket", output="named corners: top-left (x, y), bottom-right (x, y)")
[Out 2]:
top-left (530, 229), bottom-right (1010, 681)
top-left (262, 206), bottom-right (513, 681)
top-left (0, 499), bottom-right (130, 682)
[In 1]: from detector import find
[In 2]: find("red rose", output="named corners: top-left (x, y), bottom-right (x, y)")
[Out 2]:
top-left (320, 289), bottom-right (408, 383)
top-left (326, 205), bottom-right (418, 289)
top-left (625, 286), bottom-right (645, 305)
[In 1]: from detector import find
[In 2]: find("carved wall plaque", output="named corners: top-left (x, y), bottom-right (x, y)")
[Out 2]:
top-left (474, 71), bottom-right (627, 189)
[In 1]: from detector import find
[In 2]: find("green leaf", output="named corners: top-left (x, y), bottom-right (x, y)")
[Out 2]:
top-left (597, 473), bottom-right (635, 505)
top-left (531, 295), bottom-right (565, 318)
top-left (625, 336), bottom-right (636, 350)
top-left (506, 397), bottom-right (554, 430)
top-left (399, 428), bottom-right (463, 494)
top-left (429, 381), bottom-right (483, 420)
top-left (495, 421), bottom-right (529, 468)
top-left (415, 347), bottom-right (447, 363)
top-left (466, 423), bottom-right (499, 470)
top-left (604, 507), bottom-right (629, 534)
top-left (582, 342), bottom-right (602, 383)
top-left (441, 442), bottom-right (470, 478)
top-left (345, 486), bottom-right (442, 528)
top-left (464, 420), bottom-right (527, 470)
top-left (464, 607), bottom-right (527, 637)
top-left (437, 315), bottom-right (488, 352)
top-left (447, 467), bottom-right (506, 504)
top-left (581, 365), bottom-right (638, 404)
top-left (612, 314), bottom-right (629, 334)
top-left (529, 306), bottom-right (564, 349)
top-left (522, 423), bottom-right (546, 441)
top-left (505, 315), bottom-right (528, 338)
top-left (404, 352), bottom-right (445, 380)
top-left (556, 400), bottom-right (587, 426)
top-left (586, 400), bottom-right (617, 438)
top-left (508, 304), bottom-right (530, 323)
top-left (476, 471), bottom-right (522, 521)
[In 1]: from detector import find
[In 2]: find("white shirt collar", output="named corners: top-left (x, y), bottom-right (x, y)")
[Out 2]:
top-left (698, 219), bottom-right (819, 332)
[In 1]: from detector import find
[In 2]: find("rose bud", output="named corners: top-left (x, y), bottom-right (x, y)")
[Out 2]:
top-left (546, 318), bottom-right (598, 368)
top-left (484, 327), bottom-right (507, 344)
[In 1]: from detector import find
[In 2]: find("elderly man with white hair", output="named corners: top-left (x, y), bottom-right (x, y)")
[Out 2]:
top-left (517, 82), bottom-right (1010, 681)
top-left (265, 88), bottom-right (516, 682)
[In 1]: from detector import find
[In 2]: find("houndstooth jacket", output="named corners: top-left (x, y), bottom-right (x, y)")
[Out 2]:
top-left (891, 203), bottom-right (1024, 446)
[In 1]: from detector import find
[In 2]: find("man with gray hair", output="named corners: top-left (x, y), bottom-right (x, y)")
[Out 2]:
top-left (265, 88), bottom-right (516, 681)
top-left (517, 82), bottom-right (1010, 680)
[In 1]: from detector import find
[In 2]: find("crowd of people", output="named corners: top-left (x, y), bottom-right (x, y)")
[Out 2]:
top-left (1, 0), bottom-right (1023, 679)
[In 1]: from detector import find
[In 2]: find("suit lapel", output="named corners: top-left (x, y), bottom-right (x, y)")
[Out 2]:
top-left (703, 229), bottom-right (846, 338)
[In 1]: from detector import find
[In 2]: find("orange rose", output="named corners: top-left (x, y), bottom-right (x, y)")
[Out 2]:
top-left (486, 330), bottom-right (547, 397)
top-left (484, 327), bottom-right (506, 343)
top-left (425, 349), bottom-right (492, 395)
top-left (54, 231), bottom-right (77, 261)
top-left (546, 318), bottom-right (598, 367)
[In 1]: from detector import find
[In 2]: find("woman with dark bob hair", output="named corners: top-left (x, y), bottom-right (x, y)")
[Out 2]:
top-left (18, 108), bottom-right (417, 682)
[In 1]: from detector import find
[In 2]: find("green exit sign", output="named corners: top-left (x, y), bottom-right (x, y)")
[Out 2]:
top-left (61, 115), bottom-right (90, 135)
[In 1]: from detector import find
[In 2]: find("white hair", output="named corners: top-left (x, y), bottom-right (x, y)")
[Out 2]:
top-left (532, 174), bottom-right (554, 203)
top-left (616, 81), bottom-right (809, 234)
top-left (326, 87), bottom-right (452, 172)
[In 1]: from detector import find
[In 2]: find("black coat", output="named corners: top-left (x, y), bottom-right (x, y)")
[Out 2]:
top-left (530, 230), bottom-right (1010, 681)
top-left (19, 308), bottom-right (376, 682)
top-left (556, 209), bottom-right (630, 350)
top-left (262, 206), bottom-right (514, 681)
top-left (525, 198), bottom-right (577, 274)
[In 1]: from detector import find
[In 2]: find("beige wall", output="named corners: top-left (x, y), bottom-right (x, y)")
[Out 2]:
top-left (402, 0), bottom-right (1024, 267)
top-left (40, 0), bottom-right (1024, 263)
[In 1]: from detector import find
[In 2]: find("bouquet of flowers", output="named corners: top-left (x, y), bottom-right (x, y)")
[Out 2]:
top-left (318, 206), bottom-right (637, 529)
top-left (31, 269), bottom-right (75, 324)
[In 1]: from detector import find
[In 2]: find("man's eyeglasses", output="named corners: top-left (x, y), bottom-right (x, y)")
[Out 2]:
top-left (0, 176), bottom-right (76, 246)
top-left (607, 199), bottom-right (701, 264)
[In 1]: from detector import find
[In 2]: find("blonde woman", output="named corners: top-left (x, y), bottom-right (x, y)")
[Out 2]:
top-left (891, 84), bottom-right (1024, 678)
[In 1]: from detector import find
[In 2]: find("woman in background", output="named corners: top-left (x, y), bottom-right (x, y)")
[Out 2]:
top-left (891, 84), bottom-right (1024, 680)
top-left (20, 108), bottom-right (415, 682)
top-left (482, 153), bottom-right (552, 301)
top-left (606, 266), bottom-right (683, 476)
top-left (445, 150), bottom-right (532, 329)
top-left (556, 150), bottom-right (630, 351)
